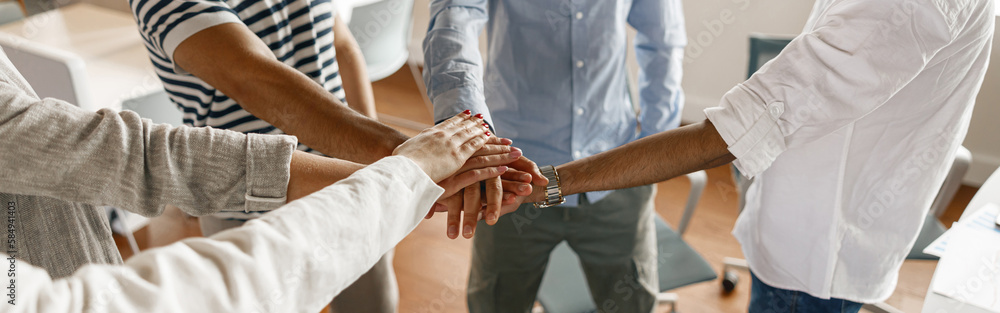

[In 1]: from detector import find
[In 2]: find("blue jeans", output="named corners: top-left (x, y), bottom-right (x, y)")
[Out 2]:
top-left (749, 273), bottom-right (863, 313)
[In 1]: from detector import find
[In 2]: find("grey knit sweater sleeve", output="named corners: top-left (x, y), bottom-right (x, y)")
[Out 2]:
top-left (0, 54), bottom-right (297, 217)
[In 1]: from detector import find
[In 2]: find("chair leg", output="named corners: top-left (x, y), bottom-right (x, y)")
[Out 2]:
top-left (375, 59), bottom-right (434, 131)
top-left (678, 170), bottom-right (707, 236)
top-left (407, 58), bottom-right (434, 118)
top-left (111, 207), bottom-right (140, 254)
top-left (657, 292), bottom-right (679, 313)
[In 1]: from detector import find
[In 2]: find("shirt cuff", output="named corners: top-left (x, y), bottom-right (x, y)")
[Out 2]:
top-left (384, 155), bottom-right (446, 200)
top-left (431, 87), bottom-right (495, 134)
top-left (243, 133), bottom-right (297, 213)
top-left (704, 84), bottom-right (787, 179)
top-left (161, 11), bottom-right (243, 75)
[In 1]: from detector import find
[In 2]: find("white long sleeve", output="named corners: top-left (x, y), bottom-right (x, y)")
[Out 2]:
top-left (6, 156), bottom-right (443, 313)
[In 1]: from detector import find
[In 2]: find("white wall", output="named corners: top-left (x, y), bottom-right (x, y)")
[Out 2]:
top-left (677, 0), bottom-right (814, 122)
top-left (963, 29), bottom-right (1000, 186)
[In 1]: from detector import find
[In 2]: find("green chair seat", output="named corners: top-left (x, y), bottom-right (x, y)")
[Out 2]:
top-left (907, 216), bottom-right (947, 260)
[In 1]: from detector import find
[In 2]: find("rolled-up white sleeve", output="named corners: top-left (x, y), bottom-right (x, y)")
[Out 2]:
top-left (705, 0), bottom-right (954, 178)
top-left (11, 156), bottom-right (443, 313)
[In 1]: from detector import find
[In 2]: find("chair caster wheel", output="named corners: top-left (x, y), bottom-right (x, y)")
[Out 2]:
top-left (722, 270), bottom-right (739, 293)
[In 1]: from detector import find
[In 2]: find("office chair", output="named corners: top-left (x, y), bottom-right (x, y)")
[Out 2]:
top-left (0, 33), bottom-right (92, 108)
top-left (347, 0), bottom-right (433, 130)
top-left (120, 90), bottom-right (184, 127)
top-left (720, 33), bottom-right (974, 313)
top-left (533, 67), bottom-right (714, 313)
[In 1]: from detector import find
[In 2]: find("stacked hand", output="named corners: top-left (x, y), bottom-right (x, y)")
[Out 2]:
top-left (391, 111), bottom-right (548, 239)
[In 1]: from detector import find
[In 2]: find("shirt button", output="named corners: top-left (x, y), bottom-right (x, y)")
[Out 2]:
top-left (573, 151), bottom-right (583, 158)
top-left (768, 102), bottom-right (784, 119)
top-left (576, 12), bottom-right (583, 20)
top-left (576, 108), bottom-right (585, 116)
top-left (576, 60), bottom-right (585, 68)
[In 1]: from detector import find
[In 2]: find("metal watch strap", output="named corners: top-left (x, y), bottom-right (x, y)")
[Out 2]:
top-left (534, 165), bottom-right (565, 209)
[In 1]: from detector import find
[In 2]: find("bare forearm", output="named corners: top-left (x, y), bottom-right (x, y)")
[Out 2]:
top-left (334, 16), bottom-right (377, 119)
top-left (286, 151), bottom-right (366, 201)
top-left (174, 23), bottom-right (407, 164)
top-left (227, 61), bottom-right (403, 162)
top-left (557, 120), bottom-right (735, 196)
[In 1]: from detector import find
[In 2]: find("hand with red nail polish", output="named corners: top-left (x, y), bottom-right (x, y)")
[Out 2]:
top-left (427, 129), bottom-right (521, 238)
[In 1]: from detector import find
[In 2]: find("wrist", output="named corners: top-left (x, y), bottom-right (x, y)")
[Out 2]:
top-left (532, 165), bottom-right (566, 208)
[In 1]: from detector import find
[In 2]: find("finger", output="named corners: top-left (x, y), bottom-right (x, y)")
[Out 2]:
top-left (425, 203), bottom-right (441, 219)
top-left (472, 144), bottom-right (513, 157)
top-left (501, 168), bottom-right (534, 183)
top-left (511, 156), bottom-right (548, 186)
top-left (433, 201), bottom-right (449, 212)
top-left (459, 133), bottom-right (491, 158)
top-left (484, 176), bottom-right (502, 225)
top-left (459, 153), bottom-right (520, 172)
top-left (446, 166), bottom-right (509, 193)
top-left (463, 182), bottom-right (482, 239)
top-left (502, 191), bottom-right (520, 205)
top-left (437, 110), bottom-right (474, 130)
top-left (445, 192), bottom-right (462, 239)
top-left (450, 117), bottom-right (489, 143)
top-left (501, 179), bottom-right (532, 196)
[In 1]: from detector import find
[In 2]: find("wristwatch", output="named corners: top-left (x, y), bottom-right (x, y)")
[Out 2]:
top-left (533, 165), bottom-right (566, 209)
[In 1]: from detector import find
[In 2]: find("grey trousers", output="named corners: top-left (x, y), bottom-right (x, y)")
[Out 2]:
top-left (467, 185), bottom-right (659, 313)
top-left (200, 215), bottom-right (399, 313)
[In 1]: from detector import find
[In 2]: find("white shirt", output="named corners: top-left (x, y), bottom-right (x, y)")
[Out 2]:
top-left (9, 156), bottom-right (442, 313)
top-left (705, 0), bottom-right (995, 303)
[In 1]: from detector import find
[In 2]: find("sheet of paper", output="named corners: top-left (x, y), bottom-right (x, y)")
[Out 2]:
top-left (924, 203), bottom-right (1000, 257)
top-left (931, 223), bottom-right (1000, 313)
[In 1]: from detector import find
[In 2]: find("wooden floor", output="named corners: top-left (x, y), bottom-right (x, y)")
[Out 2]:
top-left (115, 68), bottom-right (979, 313)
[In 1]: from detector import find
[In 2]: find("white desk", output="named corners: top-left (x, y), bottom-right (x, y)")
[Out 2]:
top-left (922, 170), bottom-right (1000, 313)
top-left (0, 3), bottom-right (162, 111)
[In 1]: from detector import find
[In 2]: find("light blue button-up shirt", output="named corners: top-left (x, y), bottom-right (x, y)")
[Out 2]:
top-left (424, 0), bottom-right (686, 205)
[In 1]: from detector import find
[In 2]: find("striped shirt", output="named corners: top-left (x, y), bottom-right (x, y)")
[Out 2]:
top-left (130, 0), bottom-right (348, 154)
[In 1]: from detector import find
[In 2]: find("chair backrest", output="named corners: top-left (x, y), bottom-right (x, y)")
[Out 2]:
top-left (0, 33), bottom-right (91, 108)
top-left (347, 0), bottom-right (414, 81)
top-left (963, 167), bottom-right (1000, 220)
top-left (120, 90), bottom-right (183, 126)
top-left (0, 1), bottom-right (24, 26)
top-left (747, 34), bottom-right (793, 79)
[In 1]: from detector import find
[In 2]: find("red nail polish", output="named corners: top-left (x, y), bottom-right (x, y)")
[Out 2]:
top-left (485, 131), bottom-right (491, 137)
top-left (462, 110), bottom-right (471, 115)
top-left (482, 123), bottom-right (489, 127)
top-left (474, 113), bottom-right (484, 119)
